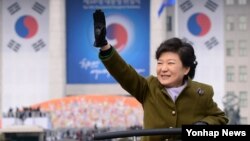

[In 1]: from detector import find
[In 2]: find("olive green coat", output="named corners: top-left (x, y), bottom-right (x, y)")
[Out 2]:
top-left (100, 48), bottom-right (228, 141)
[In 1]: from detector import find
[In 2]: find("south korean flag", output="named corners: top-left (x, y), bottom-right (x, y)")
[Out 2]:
top-left (2, 0), bottom-right (48, 52)
top-left (1, 0), bottom-right (49, 114)
top-left (177, 0), bottom-right (224, 108)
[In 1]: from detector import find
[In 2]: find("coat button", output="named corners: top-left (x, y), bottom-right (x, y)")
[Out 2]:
top-left (172, 111), bottom-right (176, 115)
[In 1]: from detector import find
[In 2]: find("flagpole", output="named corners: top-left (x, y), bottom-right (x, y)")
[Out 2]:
top-left (174, 0), bottom-right (179, 37)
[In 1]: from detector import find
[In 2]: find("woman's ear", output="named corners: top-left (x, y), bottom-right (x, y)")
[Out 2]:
top-left (184, 67), bottom-right (190, 75)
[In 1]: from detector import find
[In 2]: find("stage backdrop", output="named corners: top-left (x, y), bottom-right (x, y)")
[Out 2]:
top-left (177, 0), bottom-right (224, 108)
top-left (66, 0), bottom-right (150, 84)
top-left (1, 0), bottom-right (49, 112)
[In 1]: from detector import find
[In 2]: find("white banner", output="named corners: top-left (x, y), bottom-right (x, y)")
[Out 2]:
top-left (2, 0), bottom-right (49, 112)
top-left (177, 0), bottom-right (224, 108)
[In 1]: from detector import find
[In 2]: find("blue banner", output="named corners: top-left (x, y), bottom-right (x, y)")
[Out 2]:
top-left (66, 0), bottom-right (150, 84)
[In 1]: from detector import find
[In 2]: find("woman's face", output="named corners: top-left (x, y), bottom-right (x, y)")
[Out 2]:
top-left (156, 52), bottom-right (190, 88)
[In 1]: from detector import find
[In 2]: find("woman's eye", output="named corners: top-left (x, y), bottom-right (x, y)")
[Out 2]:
top-left (157, 61), bottom-right (163, 65)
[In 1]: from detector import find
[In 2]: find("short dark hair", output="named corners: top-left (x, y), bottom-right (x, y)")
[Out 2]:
top-left (155, 37), bottom-right (197, 79)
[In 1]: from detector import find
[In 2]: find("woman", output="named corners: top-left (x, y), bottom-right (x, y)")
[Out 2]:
top-left (93, 9), bottom-right (228, 141)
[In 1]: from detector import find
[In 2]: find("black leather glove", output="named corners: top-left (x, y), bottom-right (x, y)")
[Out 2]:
top-left (193, 121), bottom-right (208, 125)
top-left (93, 9), bottom-right (108, 47)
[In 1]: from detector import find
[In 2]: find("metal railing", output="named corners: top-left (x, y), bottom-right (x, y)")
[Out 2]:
top-left (93, 128), bottom-right (182, 140)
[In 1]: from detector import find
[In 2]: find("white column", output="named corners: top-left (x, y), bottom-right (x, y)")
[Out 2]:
top-left (49, 0), bottom-right (66, 99)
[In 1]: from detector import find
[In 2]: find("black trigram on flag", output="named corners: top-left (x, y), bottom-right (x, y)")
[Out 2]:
top-left (179, 0), bottom-right (193, 13)
top-left (205, 0), bottom-right (218, 12)
top-left (32, 39), bottom-right (46, 52)
top-left (205, 37), bottom-right (219, 50)
top-left (32, 2), bottom-right (46, 14)
top-left (7, 2), bottom-right (21, 15)
top-left (7, 39), bottom-right (21, 52)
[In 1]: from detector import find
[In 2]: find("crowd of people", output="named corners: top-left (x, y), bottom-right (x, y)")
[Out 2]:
top-left (48, 96), bottom-right (143, 129)
top-left (9, 95), bottom-right (143, 129)
top-left (2, 95), bottom-right (144, 140)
